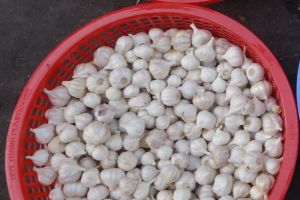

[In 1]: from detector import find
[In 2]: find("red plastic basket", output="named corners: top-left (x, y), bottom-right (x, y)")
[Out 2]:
top-left (150, 0), bottom-right (223, 5)
top-left (5, 2), bottom-right (298, 200)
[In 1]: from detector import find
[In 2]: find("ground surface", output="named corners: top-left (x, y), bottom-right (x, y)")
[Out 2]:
top-left (0, 0), bottom-right (299, 199)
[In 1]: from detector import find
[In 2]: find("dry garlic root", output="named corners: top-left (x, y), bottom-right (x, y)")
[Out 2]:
top-left (27, 24), bottom-right (284, 200)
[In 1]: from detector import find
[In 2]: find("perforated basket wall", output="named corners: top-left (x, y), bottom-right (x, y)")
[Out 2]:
top-left (5, 3), bottom-right (298, 200)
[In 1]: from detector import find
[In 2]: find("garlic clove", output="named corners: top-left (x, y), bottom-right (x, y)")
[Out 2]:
top-left (86, 71), bottom-right (110, 95)
top-left (33, 166), bottom-right (57, 186)
top-left (62, 78), bottom-right (86, 98)
top-left (181, 48), bottom-right (200, 70)
top-left (114, 36), bottom-right (134, 54)
top-left (72, 63), bottom-right (97, 79)
top-left (26, 149), bottom-right (49, 166)
top-left (109, 68), bottom-right (132, 89)
top-left (160, 86), bottom-right (181, 106)
top-left (100, 168), bottom-right (125, 191)
top-left (80, 168), bottom-right (101, 187)
top-left (30, 123), bottom-right (55, 144)
top-left (45, 106), bottom-right (65, 125)
top-left (195, 37), bottom-right (216, 62)
top-left (190, 23), bottom-right (212, 48)
top-left (250, 80), bottom-right (272, 100)
top-left (65, 141), bottom-right (86, 159)
top-left (93, 46), bottom-right (114, 68)
top-left (43, 86), bottom-right (71, 107)
top-left (87, 185), bottom-right (109, 200)
top-left (47, 136), bottom-right (66, 154)
top-left (222, 45), bottom-right (244, 67)
top-left (149, 58), bottom-right (173, 80)
top-left (133, 44), bottom-right (154, 60)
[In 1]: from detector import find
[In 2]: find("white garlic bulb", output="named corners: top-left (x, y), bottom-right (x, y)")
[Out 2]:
top-left (224, 85), bottom-right (242, 102)
top-left (156, 145), bottom-right (173, 160)
top-left (45, 107), bottom-right (65, 125)
top-left (174, 102), bottom-right (197, 122)
top-left (109, 98), bottom-right (129, 118)
top-left (130, 32), bottom-right (151, 46)
top-left (179, 80), bottom-right (198, 99)
top-left (56, 122), bottom-right (78, 143)
top-left (133, 58), bottom-right (148, 71)
top-left (119, 177), bottom-right (139, 195)
top-left (173, 188), bottom-right (192, 200)
top-left (181, 48), bottom-right (200, 70)
top-left (250, 80), bottom-right (272, 100)
top-left (243, 152), bottom-right (264, 172)
top-left (105, 132), bottom-right (122, 151)
top-left (183, 123), bottom-right (202, 140)
top-left (133, 181), bottom-right (151, 199)
top-left (167, 121), bottom-right (184, 141)
top-left (124, 118), bottom-right (145, 138)
top-left (79, 156), bottom-right (97, 170)
top-left (100, 168), bottom-right (125, 190)
top-left (125, 49), bottom-right (137, 63)
top-left (91, 145), bottom-right (109, 161)
top-left (74, 113), bottom-right (93, 130)
top-left (26, 149), bottom-right (49, 166)
top-left (190, 23), bottom-right (212, 48)
top-left (246, 63), bottom-right (265, 83)
top-left (209, 145), bottom-right (230, 169)
top-left (211, 76), bottom-right (227, 93)
top-left (62, 78), bottom-right (86, 98)
top-left (133, 44), bottom-right (154, 60)
top-left (141, 165), bottom-right (159, 181)
top-left (33, 166), bottom-right (57, 186)
top-left (123, 84), bottom-right (140, 98)
top-left (44, 86), bottom-right (71, 107)
top-left (243, 116), bottom-right (262, 132)
top-left (101, 151), bottom-right (118, 169)
top-left (172, 30), bottom-right (191, 52)
top-left (213, 174), bottom-right (233, 196)
top-left (87, 185), bottom-right (109, 200)
top-left (132, 69), bottom-right (151, 90)
top-left (93, 46), bottom-right (114, 68)
top-left (149, 28), bottom-right (164, 42)
top-left (230, 68), bottom-right (248, 88)
top-left (195, 37), bottom-right (215, 62)
top-left (65, 141), bottom-right (86, 158)
top-left (86, 72), bottom-right (110, 94)
top-left (224, 114), bottom-right (244, 130)
top-left (58, 162), bottom-right (84, 184)
top-left (255, 173), bottom-right (275, 192)
top-left (64, 100), bottom-right (86, 123)
top-left (184, 69), bottom-right (202, 83)
top-left (190, 138), bottom-right (208, 157)
top-left (83, 121), bottom-right (111, 145)
top-left (222, 45), bottom-right (244, 67)
top-left (47, 136), bottom-right (66, 154)
top-left (117, 151), bottom-right (138, 171)
top-left (115, 36), bottom-right (134, 54)
top-left (157, 190), bottom-right (173, 200)
top-left (167, 75), bottom-right (182, 87)
top-left (175, 139), bottom-right (190, 154)
top-left (109, 68), bottom-right (132, 89)
top-left (63, 182), bottom-right (88, 197)
top-left (200, 67), bottom-right (217, 83)
top-left (229, 130), bottom-right (250, 146)
top-left (161, 86), bottom-right (181, 106)
top-left (193, 91), bottom-right (215, 110)
top-left (141, 152), bottom-right (156, 166)
top-left (232, 181), bottom-right (251, 199)
top-left (149, 58), bottom-right (173, 80)
top-left (30, 123), bottom-right (55, 144)
top-left (216, 62), bottom-right (233, 80)
top-left (80, 168), bottom-right (101, 187)
top-left (265, 157), bottom-right (282, 175)
top-left (196, 110), bottom-right (216, 129)
top-left (195, 162), bottom-right (217, 185)
top-left (156, 115), bottom-right (171, 130)
top-left (93, 104), bottom-right (115, 123)
top-left (49, 184), bottom-right (65, 200)
top-left (105, 53), bottom-right (128, 69)
top-left (105, 87), bottom-right (122, 101)
top-left (234, 166), bottom-right (257, 183)
top-left (211, 129), bottom-right (231, 146)
top-left (82, 92), bottom-right (101, 109)
top-left (153, 35), bottom-right (172, 53)
top-left (262, 113), bottom-right (283, 135)
top-left (164, 50), bottom-right (184, 66)
top-left (171, 153), bottom-right (189, 169)
top-left (264, 137), bottom-right (283, 157)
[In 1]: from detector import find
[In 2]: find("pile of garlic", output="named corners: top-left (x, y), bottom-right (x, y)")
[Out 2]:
top-left (27, 24), bottom-right (284, 200)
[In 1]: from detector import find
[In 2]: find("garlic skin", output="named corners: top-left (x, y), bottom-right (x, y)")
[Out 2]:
top-left (181, 48), bottom-right (200, 70)
top-left (48, 136), bottom-right (66, 154)
top-left (133, 44), bottom-right (154, 60)
top-left (83, 121), bottom-right (111, 145)
top-left (173, 188), bottom-right (192, 200)
top-left (213, 174), bottom-right (233, 196)
top-left (262, 113), bottom-right (283, 135)
top-left (87, 185), bottom-right (109, 200)
top-left (161, 86), bottom-right (181, 106)
top-left (157, 190), bottom-right (173, 200)
top-left (82, 92), bottom-right (101, 109)
top-left (195, 37), bottom-right (215, 62)
top-left (44, 86), bottom-right (71, 107)
top-left (86, 72), bottom-right (110, 94)
top-left (190, 23), bottom-right (212, 48)
top-left (30, 123), bottom-right (55, 144)
top-left (62, 78), bottom-right (86, 98)
top-left (80, 168), bottom-right (101, 187)
top-left (26, 149), bottom-right (49, 167)
top-left (222, 45), bottom-right (244, 67)
top-left (115, 36), bottom-right (134, 54)
top-left (265, 157), bottom-right (282, 175)
top-left (117, 151), bottom-right (138, 171)
top-left (193, 91), bottom-right (215, 110)
top-left (45, 107), bottom-right (65, 125)
top-left (200, 67), bottom-right (217, 83)
top-left (246, 63), bottom-right (265, 83)
top-left (196, 110), bottom-right (216, 129)
top-left (264, 137), bottom-right (283, 157)
top-left (100, 168), bottom-right (125, 190)
top-left (65, 141), bottom-right (86, 158)
top-left (109, 68), bottom-right (132, 89)
top-left (123, 84), bottom-right (140, 98)
top-left (172, 30), bottom-right (191, 52)
top-left (93, 46), bottom-right (114, 68)
top-left (179, 80), bottom-right (199, 99)
top-left (250, 80), bottom-right (272, 100)
top-left (149, 58), bottom-right (173, 80)
top-left (153, 35), bottom-right (172, 53)
top-left (132, 69), bottom-right (151, 90)
top-left (33, 166), bottom-right (57, 186)
top-left (195, 162), bottom-right (217, 185)
top-left (63, 182), bottom-right (88, 197)
top-left (230, 68), bottom-right (248, 88)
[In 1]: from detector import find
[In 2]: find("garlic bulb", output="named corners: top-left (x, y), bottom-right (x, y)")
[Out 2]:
top-left (171, 153), bottom-right (189, 169)
top-left (179, 80), bottom-right (198, 99)
top-left (49, 184), bottom-right (65, 200)
top-left (196, 110), bottom-right (216, 129)
top-left (33, 166), bottom-right (57, 186)
top-left (64, 100), bottom-right (86, 123)
top-left (167, 75), bottom-right (182, 87)
top-left (105, 87), bottom-right (122, 101)
top-left (175, 139), bottom-right (190, 154)
top-left (228, 146), bottom-right (246, 165)
top-left (128, 92), bottom-right (151, 111)
top-left (195, 37), bottom-right (215, 62)
top-left (183, 123), bottom-right (202, 140)
top-left (58, 162), bottom-right (84, 184)
top-left (101, 151), bottom-right (118, 169)
top-left (149, 58), bottom-right (173, 80)
top-left (100, 168), bottom-right (125, 190)
top-left (251, 97), bottom-right (266, 117)
top-left (133, 44), bottom-right (154, 60)
top-left (87, 185), bottom-right (109, 200)
top-left (123, 118), bottom-right (145, 138)
top-left (86, 71), bottom-right (110, 94)
top-left (190, 138), bottom-right (208, 157)
top-left (250, 185), bottom-right (265, 200)
top-left (224, 85), bottom-right (242, 102)
top-left (123, 84), bottom-right (140, 98)
top-left (211, 129), bottom-right (231, 146)
top-left (213, 106), bottom-right (229, 126)
top-left (232, 181), bottom-right (251, 199)
top-left (153, 35), bottom-right (172, 53)
top-left (262, 113), bottom-right (283, 135)
top-left (47, 136), bottom-right (66, 154)
top-left (65, 141), bottom-right (86, 158)
top-left (105, 133), bottom-right (122, 151)
top-left (45, 107), bottom-right (65, 125)
top-left (181, 48), bottom-right (200, 70)
top-left (91, 145), bottom-right (109, 161)
top-left (30, 123), bottom-right (55, 144)
top-left (26, 149), bottom-right (49, 167)
top-left (125, 50), bottom-right (137, 63)
top-left (175, 171), bottom-right (196, 190)
top-left (74, 113), bottom-right (93, 131)
top-left (156, 145), bottom-right (173, 160)
top-left (157, 190), bottom-right (173, 200)
top-left (133, 58), bottom-right (148, 71)
top-left (93, 46), bottom-right (114, 68)
top-left (265, 157), bottom-right (282, 175)
top-left (119, 177), bottom-right (139, 195)
top-left (109, 68), bottom-right (132, 89)
top-left (164, 50), bottom-right (184, 66)
top-left (56, 122), bottom-right (78, 143)
top-left (222, 46), bottom-right (244, 67)
top-left (93, 104), bottom-right (115, 123)
top-left (115, 36), bottom-right (134, 54)
top-left (220, 163), bottom-right (236, 174)
top-left (224, 114), bottom-right (244, 130)
top-left (195, 162), bottom-right (217, 185)
top-left (79, 156), bottom-right (97, 170)
top-left (156, 115), bottom-right (171, 130)
top-left (209, 145), bottom-right (230, 169)
top-left (255, 173), bottom-right (275, 192)
top-left (133, 181), bottom-right (151, 199)
top-left (264, 137), bottom-right (283, 157)
top-left (167, 121), bottom-right (184, 140)
top-left (145, 100), bottom-right (165, 117)
top-left (158, 164), bottom-right (181, 184)
top-left (149, 80), bottom-right (167, 99)
top-left (172, 30), bottom-right (191, 52)
top-left (193, 91), bottom-right (215, 110)
top-left (83, 121), bottom-right (111, 145)
top-left (234, 166), bottom-right (257, 183)
top-left (63, 182), bottom-right (88, 197)
top-left (44, 86), bottom-right (71, 107)
top-left (105, 53), bottom-right (127, 69)
top-left (81, 168), bottom-right (101, 187)
top-left (132, 69), bottom-right (151, 90)
top-left (174, 102), bottom-right (197, 122)
top-left (216, 62), bottom-right (233, 80)
top-left (229, 130), bottom-right (250, 146)
top-left (161, 86), bottom-right (181, 106)
top-left (184, 69), bottom-right (202, 83)
top-left (62, 78), bottom-right (86, 98)
top-left (109, 98), bottom-right (129, 118)
top-left (173, 188), bottom-right (192, 200)
top-left (117, 151), bottom-right (138, 171)
top-left (149, 28), bottom-right (164, 42)
top-left (141, 165), bottom-right (159, 181)
top-left (141, 152), bottom-right (156, 166)
top-left (190, 23), bottom-right (212, 48)
top-left (130, 32), bottom-right (151, 46)
top-left (82, 92), bottom-right (101, 109)
top-left (213, 174), bottom-right (233, 196)
top-left (250, 80), bottom-right (272, 100)
top-left (200, 67), bottom-right (217, 83)
top-left (243, 116), bottom-right (261, 132)
top-left (246, 63), bottom-right (265, 83)
top-left (211, 76), bottom-right (227, 93)
top-left (230, 68), bottom-right (248, 88)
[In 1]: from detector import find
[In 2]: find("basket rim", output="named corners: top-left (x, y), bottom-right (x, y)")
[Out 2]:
top-left (5, 2), bottom-right (299, 200)
top-left (150, 0), bottom-right (223, 5)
